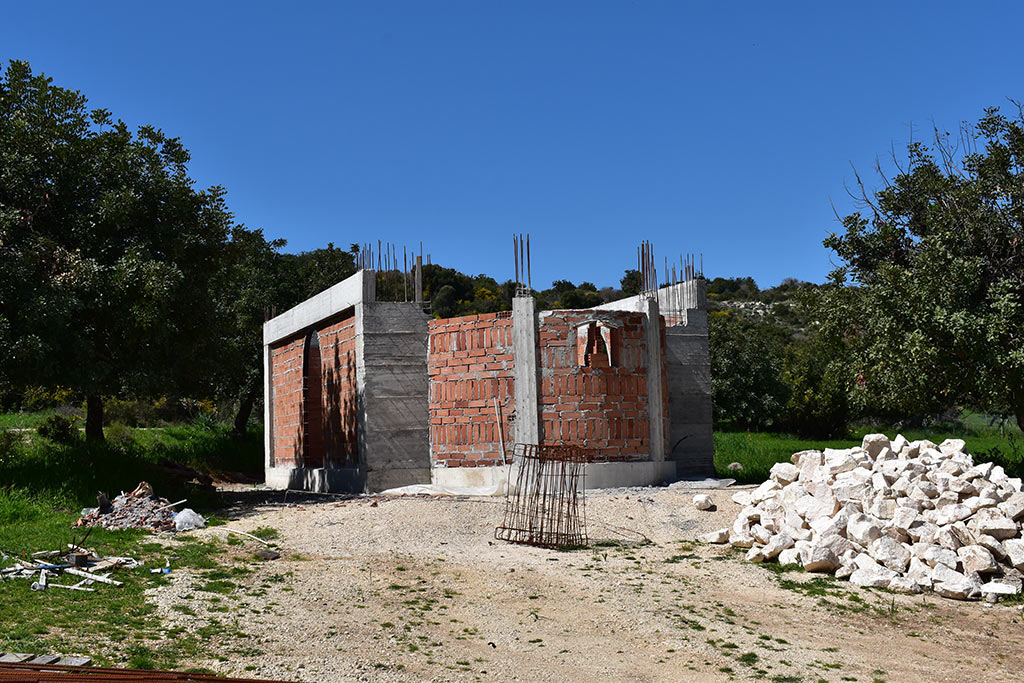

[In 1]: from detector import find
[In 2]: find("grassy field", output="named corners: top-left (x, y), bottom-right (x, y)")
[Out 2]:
top-left (715, 421), bottom-right (1023, 484)
top-left (0, 422), bottom-right (264, 668)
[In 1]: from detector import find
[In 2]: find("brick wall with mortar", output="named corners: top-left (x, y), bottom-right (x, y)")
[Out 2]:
top-left (427, 312), bottom-right (515, 467)
top-left (317, 316), bottom-right (359, 467)
top-left (270, 337), bottom-right (305, 467)
top-left (536, 309), bottom-right (669, 462)
top-left (269, 312), bottom-right (359, 469)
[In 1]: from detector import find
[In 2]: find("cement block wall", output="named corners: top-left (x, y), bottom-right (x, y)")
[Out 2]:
top-left (357, 302), bottom-right (432, 491)
top-left (665, 309), bottom-right (714, 477)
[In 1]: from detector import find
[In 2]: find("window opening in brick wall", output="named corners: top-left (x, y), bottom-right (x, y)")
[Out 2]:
top-left (576, 322), bottom-right (617, 368)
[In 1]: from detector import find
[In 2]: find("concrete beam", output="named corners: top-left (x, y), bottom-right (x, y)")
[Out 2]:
top-left (263, 269), bottom-right (376, 345)
top-left (512, 296), bottom-right (540, 446)
top-left (593, 278), bottom-right (706, 322)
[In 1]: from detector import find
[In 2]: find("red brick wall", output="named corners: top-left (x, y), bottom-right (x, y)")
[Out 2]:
top-left (270, 313), bottom-right (359, 469)
top-left (538, 310), bottom-right (664, 462)
top-left (270, 337), bottom-right (305, 467)
top-left (319, 318), bottom-right (359, 467)
top-left (428, 312), bottom-right (515, 467)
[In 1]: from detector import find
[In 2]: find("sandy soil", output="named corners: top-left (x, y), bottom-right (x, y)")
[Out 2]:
top-left (148, 484), bottom-right (1024, 682)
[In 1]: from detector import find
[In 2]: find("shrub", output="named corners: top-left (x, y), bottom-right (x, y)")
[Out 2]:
top-left (104, 422), bottom-right (136, 451)
top-left (36, 414), bottom-right (78, 444)
top-left (0, 429), bottom-right (21, 467)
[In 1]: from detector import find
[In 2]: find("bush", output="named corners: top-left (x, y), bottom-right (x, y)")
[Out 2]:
top-left (0, 429), bottom-right (21, 467)
top-left (36, 414), bottom-right (78, 444)
top-left (105, 422), bottom-right (137, 451)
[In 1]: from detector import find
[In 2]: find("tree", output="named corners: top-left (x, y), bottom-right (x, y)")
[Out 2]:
top-left (823, 105), bottom-right (1024, 428)
top-left (0, 60), bottom-right (234, 439)
top-left (708, 312), bottom-right (790, 430)
top-left (208, 226), bottom-right (286, 436)
top-left (620, 269), bottom-right (641, 296)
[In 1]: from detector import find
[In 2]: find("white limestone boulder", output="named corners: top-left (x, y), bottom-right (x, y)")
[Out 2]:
top-left (997, 492), bottom-right (1024, 521)
top-left (847, 513), bottom-right (882, 546)
top-left (869, 536), bottom-right (911, 573)
top-left (701, 528), bottom-right (729, 544)
top-left (692, 494), bottom-right (715, 511)
top-left (803, 546), bottom-right (840, 573)
top-left (762, 533), bottom-right (795, 560)
top-left (861, 434), bottom-right (891, 459)
top-left (769, 462), bottom-right (800, 485)
top-left (1003, 538), bottom-right (1024, 571)
top-left (969, 508), bottom-right (1018, 540)
top-left (957, 545), bottom-right (998, 575)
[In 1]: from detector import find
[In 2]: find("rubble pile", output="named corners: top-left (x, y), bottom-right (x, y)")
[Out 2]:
top-left (75, 482), bottom-right (179, 532)
top-left (705, 434), bottom-right (1024, 601)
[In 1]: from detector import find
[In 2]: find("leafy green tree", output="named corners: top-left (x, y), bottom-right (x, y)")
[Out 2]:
top-left (708, 312), bottom-right (790, 430)
top-left (620, 269), bottom-right (641, 296)
top-left (0, 60), bottom-right (235, 439)
top-left (208, 226), bottom-right (286, 435)
top-left (823, 105), bottom-right (1024, 428)
top-left (780, 328), bottom-right (852, 438)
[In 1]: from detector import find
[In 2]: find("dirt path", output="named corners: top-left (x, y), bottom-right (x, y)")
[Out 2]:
top-left (148, 486), bottom-right (1024, 682)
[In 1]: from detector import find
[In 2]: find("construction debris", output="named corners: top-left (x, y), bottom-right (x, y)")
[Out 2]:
top-left (75, 482), bottom-right (205, 532)
top-left (708, 434), bottom-right (1024, 601)
top-left (1, 543), bottom-right (141, 593)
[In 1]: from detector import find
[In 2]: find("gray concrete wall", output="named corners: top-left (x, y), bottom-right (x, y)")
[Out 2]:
top-left (358, 301), bottom-right (432, 491)
top-left (665, 308), bottom-right (714, 477)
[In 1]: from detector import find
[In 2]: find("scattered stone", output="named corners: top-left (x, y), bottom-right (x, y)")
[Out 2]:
top-left (692, 494), bottom-right (714, 511)
top-left (701, 528), bottom-right (729, 544)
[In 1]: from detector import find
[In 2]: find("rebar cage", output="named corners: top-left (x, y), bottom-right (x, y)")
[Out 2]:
top-left (495, 443), bottom-right (588, 548)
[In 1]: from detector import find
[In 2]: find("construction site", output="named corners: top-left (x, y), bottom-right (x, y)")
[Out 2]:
top-left (262, 239), bottom-right (713, 495)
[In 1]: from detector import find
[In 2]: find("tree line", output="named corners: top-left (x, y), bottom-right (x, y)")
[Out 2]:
top-left (2, 60), bottom-right (1021, 440)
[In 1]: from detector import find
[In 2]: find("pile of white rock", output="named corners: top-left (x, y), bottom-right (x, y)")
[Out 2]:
top-left (703, 434), bottom-right (1024, 602)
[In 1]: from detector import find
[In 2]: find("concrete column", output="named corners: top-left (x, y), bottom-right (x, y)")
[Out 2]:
top-left (643, 297), bottom-right (666, 461)
top-left (263, 342), bottom-right (274, 468)
top-left (512, 296), bottom-right (540, 445)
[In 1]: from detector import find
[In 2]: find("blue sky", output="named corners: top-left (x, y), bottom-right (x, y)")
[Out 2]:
top-left (3, 2), bottom-right (1022, 289)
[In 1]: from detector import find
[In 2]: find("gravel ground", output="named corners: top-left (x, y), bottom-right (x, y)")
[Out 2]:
top-left (147, 484), bottom-right (1024, 682)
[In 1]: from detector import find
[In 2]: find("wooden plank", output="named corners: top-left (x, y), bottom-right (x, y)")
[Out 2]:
top-left (55, 656), bottom-right (92, 666)
top-left (0, 653), bottom-right (33, 663)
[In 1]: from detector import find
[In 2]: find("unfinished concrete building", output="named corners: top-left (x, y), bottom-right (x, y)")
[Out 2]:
top-left (263, 265), bottom-right (712, 493)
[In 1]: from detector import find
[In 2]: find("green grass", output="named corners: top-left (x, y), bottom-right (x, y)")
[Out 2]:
top-left (0, 409), bottom-right (59, 430)
top-left (0, 423), bottom-right (261, 512)
top-left (715, 416), bottom-right (1023, 483)
top-left (0, 418), bottom-right (263, 669)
